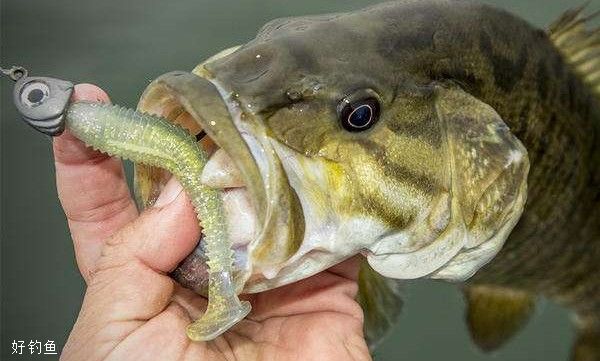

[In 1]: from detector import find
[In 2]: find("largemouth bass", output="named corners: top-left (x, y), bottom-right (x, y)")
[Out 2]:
top-left (132, 0), bottom-right (600, 358)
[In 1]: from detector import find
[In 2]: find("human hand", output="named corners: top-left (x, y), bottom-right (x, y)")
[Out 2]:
top-left (56, 84), bottom-right (371, 361)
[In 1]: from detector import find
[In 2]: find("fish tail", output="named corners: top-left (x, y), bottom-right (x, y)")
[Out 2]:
top-left (571, 314), bottom-right (600, 361)
top-left (549, 4), bottom-right (600, 100)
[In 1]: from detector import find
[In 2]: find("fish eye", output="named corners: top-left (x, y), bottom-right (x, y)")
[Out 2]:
top-left (337, 89), bottom-right (381, 132)
top-left (20, 81), bottom-right (50, 108)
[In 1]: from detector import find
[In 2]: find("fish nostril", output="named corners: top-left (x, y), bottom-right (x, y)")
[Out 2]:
top-left (233, 66), bottom-right (270, 84)
top-left (212, 45), bottom-right (275, 85)
top-left (195, 130), bottom-right (207, 141)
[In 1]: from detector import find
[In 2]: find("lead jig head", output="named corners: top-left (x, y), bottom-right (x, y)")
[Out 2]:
top-left (12, 75), bottom-right (74, 136)
top-left (3, 65), bottom-right (74, 136)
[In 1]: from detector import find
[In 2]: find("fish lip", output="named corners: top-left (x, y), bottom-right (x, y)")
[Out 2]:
top-left (200, 74), bottom-right (305, 284)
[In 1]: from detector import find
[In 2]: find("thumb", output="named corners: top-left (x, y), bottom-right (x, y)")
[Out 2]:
top-left (82, 177), bottom-right (200, 323)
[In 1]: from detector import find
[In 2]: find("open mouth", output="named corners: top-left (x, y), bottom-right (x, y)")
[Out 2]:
top-left (136, 70), bottom-right (304, 294)
top-left (174, 146), bottom-right (259, 293)
top-left (135, 71), bottom-right (262, 292)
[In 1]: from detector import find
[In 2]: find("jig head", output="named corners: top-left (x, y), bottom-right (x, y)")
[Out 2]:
top-left (3, 65), bottom-right (73, 136)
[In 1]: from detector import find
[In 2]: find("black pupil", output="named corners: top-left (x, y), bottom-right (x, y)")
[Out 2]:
top-left (338, 95), bottom-right (380, 132)
top-left (348, 104), bottom-right (372, 128)
top-left (28, 88), bottom-right (45, 104)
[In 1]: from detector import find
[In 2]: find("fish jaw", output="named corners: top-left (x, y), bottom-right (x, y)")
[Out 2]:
top-left (243, 140), bottom-right (387, 292)
top-left (135, 65), bottom-right (305, 293)
top-left (192, 70), bottom-right (305, 284)
top-left (243, 137), bottom-right (457, 291)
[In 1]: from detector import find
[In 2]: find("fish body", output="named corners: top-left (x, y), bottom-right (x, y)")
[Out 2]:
top-left (134, 0), bottom-right (600, 357)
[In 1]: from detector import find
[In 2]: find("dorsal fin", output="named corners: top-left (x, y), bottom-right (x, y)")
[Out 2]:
top-left (548, 4), bottom-right (600, 97)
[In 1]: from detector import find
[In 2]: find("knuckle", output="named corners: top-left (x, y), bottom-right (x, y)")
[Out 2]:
top-left (65, 193), bottom-right (135, 225)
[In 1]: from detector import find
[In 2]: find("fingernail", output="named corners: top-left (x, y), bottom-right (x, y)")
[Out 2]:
top-left (72, 83), bottom-right (111, 104)
top-left (154, 177), bottom-right (184, 207)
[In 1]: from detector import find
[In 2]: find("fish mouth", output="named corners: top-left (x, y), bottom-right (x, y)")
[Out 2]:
top-left (137, 70), bottom-right (304, 292)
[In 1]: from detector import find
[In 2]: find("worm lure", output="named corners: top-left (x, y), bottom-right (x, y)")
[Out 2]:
top-left (3, 66), bottom-right (250, 341)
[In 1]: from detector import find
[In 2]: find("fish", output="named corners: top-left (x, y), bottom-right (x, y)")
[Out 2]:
top-left (133, 0), bottom-right (600, 358)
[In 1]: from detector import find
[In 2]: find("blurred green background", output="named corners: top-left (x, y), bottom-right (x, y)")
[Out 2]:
top-left (1, 0), bottom-right (592, 359)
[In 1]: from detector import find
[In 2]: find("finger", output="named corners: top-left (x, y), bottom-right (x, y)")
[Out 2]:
top-left (249, 256), bottom-right (363, 322)
top-left (171, 285), bottom-right (208, 320)
top-left (327, 254), bottom-right (362, 281)
top-left (86, 178), bottom-right (201, 322)
top-left (62, 182), bottom-right (200, 359)
top-left (54, 84), bottom-right (138, 280)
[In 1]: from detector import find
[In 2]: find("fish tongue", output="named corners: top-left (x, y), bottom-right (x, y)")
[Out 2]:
top-left (222, 187), bottom-right (257, 247)
top-left (201, 148), bottom-right (245, 188)
top-left (201, 148), bottom-right (257, 247)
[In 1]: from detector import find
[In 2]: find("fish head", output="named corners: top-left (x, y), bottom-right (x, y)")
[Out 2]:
top-left (137, 4), bottom-right (529, 294)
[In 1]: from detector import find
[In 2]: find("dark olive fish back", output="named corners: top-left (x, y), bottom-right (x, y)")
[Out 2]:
top-left (449, 3), bottom-right (600, 318)
top-left (433, 3), bottom-right (600, 312)
top-left (338, 0), bottom-right (600, 357)
top-left (180, 0), bottom-right (600, 356)
top-left (378, 0), bottom-right (600, 356)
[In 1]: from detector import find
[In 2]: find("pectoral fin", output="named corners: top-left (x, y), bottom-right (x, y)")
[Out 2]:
top-left (464, 285), bottom-right (536, 352)
top-left (356, 260), bottom-right (404, 349)
top-left (572, 316), bottom-right (600, 361)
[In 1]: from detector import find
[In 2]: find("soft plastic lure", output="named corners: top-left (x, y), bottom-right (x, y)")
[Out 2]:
top-left (4, 67), bottom-right (250, 341)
